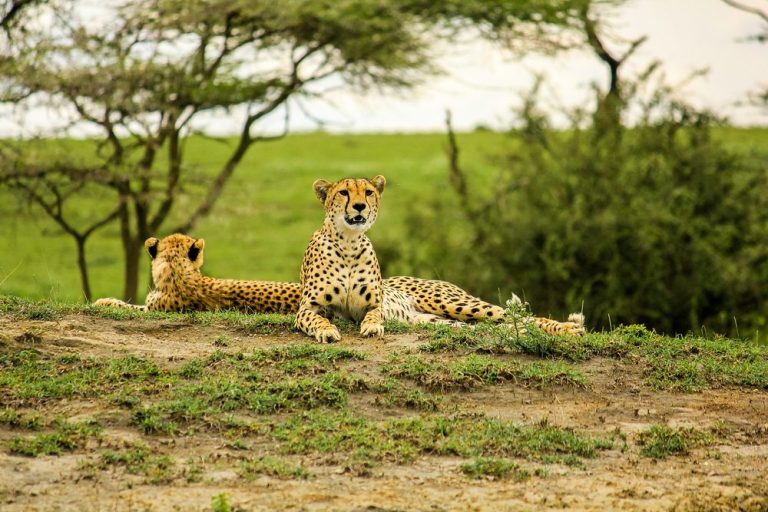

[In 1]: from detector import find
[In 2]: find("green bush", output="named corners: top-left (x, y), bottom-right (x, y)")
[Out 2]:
top-left (383, 78), bottom-right (768, 339)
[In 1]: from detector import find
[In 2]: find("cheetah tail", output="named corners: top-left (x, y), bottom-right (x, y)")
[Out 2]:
top-left (567, 312), bottom-right (585, 327)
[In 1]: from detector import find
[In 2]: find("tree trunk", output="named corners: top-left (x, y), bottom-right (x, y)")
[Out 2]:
top-left (120, 195), bottom-right (152, 303)
top-left (74, 236), bottom-right (92, 302)
top-left (122, 239), bottom-right (141, 303)
top-left (116, 191), bottom-right (139, 303)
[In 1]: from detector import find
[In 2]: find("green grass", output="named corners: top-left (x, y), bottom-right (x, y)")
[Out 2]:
top-left (382, 353), bottom-right (587, 390)
top-left (460, 457), bottom-right (530, 481)
top-left (0, 132), bottom-right (513, 302)
top-left (0, 341), bottom-right (376, 438)
top-left (274, 412), bottom-right (614, 468)
top-left (636, 424), bottom-right (713, 459)
top-left (213, 334), bottom-right (232, 347)
top-left (1, 296), bottom-right (299, 334)
top-left (0, 407), bottom-right (43, 430)
top-left (0, 350), bottom-right (165, 402)
top-left (98, 444), bottom-right (177, 484)
top-left (2, 298), bottom-right (764, 484)
top-left (421, 323), bottom-right (768, 391)
top-left (211, 493), bottom-right (232, 512)
top-left (376, 388), bottom-right (442, 412)
top-left (241, 456), bottom-right (311, 480)
top-left (250, 344), bottom-right (366, 372)
top-left (6, 419), bottom-right (102, 457)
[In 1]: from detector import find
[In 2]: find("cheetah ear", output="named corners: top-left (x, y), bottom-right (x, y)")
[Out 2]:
top-left (313, 179), bottom-right (332, 203)
top-left (144, 237), bottom-right (160, 259)
top-left (188, 238), bottom-right (205, 262)
top-left (370, 175), bottom-right (386, 195)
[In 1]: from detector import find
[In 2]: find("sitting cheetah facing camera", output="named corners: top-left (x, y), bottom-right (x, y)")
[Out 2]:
top-left (94, 233), bottom-right (301, 313)
top-left (295, 176), bottom-right (389, 342)
top-left (295, 175), bottom-right (585, 343)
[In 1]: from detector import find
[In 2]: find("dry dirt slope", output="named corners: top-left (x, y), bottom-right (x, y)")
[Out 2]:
top-left (0, 307), bottom-right (767, 512)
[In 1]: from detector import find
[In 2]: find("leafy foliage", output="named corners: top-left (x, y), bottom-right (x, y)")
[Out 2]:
top-left (388, 72), bottom-right (768, 339)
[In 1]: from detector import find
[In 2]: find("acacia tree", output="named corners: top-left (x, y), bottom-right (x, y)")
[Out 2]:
top-left (0, 0), bottom-right (595, 302)
top-left (2, 0), bottom-right (434, 302)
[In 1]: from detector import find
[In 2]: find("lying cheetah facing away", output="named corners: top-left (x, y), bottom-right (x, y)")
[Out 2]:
top-left (94, 234), bottom-right (301, 313)
top-left (295, 175), bottom-right (585, 343)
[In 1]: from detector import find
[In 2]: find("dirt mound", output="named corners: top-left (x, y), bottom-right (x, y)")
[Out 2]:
top-left (1, 313), bottom-right (766, 511)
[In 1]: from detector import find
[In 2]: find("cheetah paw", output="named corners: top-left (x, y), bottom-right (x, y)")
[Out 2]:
top-left (360, 322), bottom-right (384, 338)
top-left (314, 326), bottom-right (341, 343)
top-left (94, 298), bottom-right (123, 307)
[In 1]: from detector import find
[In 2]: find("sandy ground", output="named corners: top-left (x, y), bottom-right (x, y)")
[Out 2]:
top-left (1, 314), bottom-right (767, 512)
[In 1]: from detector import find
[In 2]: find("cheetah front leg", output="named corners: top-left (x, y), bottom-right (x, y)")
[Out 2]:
top-left (360, 306), bottom-right (385, 337)
top-left (295, 302), bottom-right (341, 343)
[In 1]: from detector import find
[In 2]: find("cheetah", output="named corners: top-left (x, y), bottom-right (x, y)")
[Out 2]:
top-left (383, 276), bottom-right (585, 336)
top-left (295, 175), bottom-right (585, 343)
top-left (94, 234), bottom-right (301, 313)
top-left (295, 176), bottom-right (389, 342)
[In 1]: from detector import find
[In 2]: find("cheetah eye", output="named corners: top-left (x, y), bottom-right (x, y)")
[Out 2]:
top-left (339, 190), bottom-right (349, 197)
top-left (365, 190), bottom-right (373, 196)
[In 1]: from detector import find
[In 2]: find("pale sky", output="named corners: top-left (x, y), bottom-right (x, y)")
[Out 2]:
top-left (298, 0), bottom-right (768, 132)
top-left (277, 0), bottom-right (768, 133)
top-left (1, 0), bottom-right (766, 136)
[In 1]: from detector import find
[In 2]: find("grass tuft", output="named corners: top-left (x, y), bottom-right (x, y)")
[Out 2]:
top-left (241, 455), bottom-right (311, 480)
top-left (636, 424), bottom-right (713, 459)
top-left (383, 354), bottom-right (586, 390)
top-left (377, 388), bottom-right (441, 412)
top-left (460, 457), bottom-right (530, 481)
top-left (211, 493), bottom-right (232, 512)
top-left (0, 407), bottom-right (43, 430)
top-left (6, 419), bottom-right (102, 457)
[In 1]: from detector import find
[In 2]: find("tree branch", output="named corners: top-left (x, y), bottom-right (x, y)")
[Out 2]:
top-left (445, 110), bottom-right (469, 212)
top-left (722, 0), bottom-right (768, 23)
top-left (580, 7), bottom-right (645, 97)
top-left (1, 0), bottom-right (39, 31)
top-left (83, 206), bottom-right (121, 238)
top-left (149, 117), bottom-right (183, 232)
top-left (1, 163), bottom-right (118, 187)
top-left (172, 47), bottom-right (313, 233)
top-left (12, 181), bottom-right (79, 239)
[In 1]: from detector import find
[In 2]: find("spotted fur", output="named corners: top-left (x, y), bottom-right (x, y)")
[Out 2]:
top-left (296, 176), bottom-right (585, 343)
top-left (94, 234), bottom-right (301, 313)
top-left (295, 176), bottom-right (389, 342)
top-left (384, 276), bottom-right (585, 335)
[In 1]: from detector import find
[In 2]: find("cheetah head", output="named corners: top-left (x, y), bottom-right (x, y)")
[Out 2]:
top-left (145, 234), bottom-right (206, 283)
top-left (313, 175), bottom-right (386, 234)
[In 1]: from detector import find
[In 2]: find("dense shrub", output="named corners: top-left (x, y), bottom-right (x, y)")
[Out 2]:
top-left (381, 81), bottom-right (768, 339)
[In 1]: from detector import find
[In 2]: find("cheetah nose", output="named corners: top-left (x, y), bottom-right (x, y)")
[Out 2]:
top-left (352, 203), bottom-right (366, 212)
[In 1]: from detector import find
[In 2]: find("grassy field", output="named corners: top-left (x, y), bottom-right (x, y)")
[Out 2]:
top-left (2, 128), bottom-right (767, 305)
top-left (0, 131), bottom-right (511, 302)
